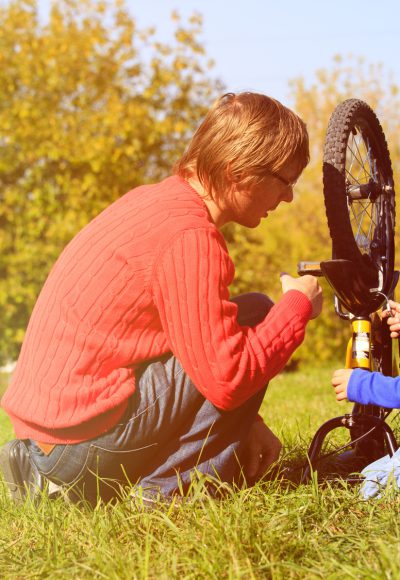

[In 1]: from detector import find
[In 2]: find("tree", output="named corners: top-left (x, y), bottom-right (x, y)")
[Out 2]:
top-left (0, 0), bottom-right (220, 364)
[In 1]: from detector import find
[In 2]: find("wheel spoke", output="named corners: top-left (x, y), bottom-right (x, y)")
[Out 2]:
top-left (351, 200), bottom-right (373, 224)
top-left (347, 142), bottom-right (365, 178)
top-left (346, 131), bottom-right (373, 183)
top-left (350, 203), bottom-right (367, 245)
top-left (351, 134), bottom-right (365, 181)
top-left (345, 168), bottom-right (362, 186)
top-left (350, 132), bottom-right (368, 173)
top-left (347, 134), bottom-right (358, 177)
top-left (352, 202), bottom-right (377, 233)
top-left (349, 200), bottom-right (378, 253)
top-left (353, 134), bottom-right (372, 182)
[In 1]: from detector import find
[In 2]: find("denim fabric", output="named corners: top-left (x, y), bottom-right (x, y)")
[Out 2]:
top-left (27, 292), bottom-right (273, 503)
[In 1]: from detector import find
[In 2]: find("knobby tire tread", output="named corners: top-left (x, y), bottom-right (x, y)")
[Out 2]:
top-left (323, 98), bottom-right (395, 288)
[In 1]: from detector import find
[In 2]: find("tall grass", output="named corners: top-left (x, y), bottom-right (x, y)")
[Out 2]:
top-left (1, 365), bottom-right (400, 579)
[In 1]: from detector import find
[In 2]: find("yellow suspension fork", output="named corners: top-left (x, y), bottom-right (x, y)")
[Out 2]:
top-left (345, 317), bottom-right (371, 370)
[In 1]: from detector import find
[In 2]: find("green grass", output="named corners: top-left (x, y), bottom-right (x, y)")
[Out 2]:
top-left (1, 365), bottom-right (400, 579)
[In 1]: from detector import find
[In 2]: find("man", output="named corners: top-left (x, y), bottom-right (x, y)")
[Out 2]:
top-left (1, 92), bottom-right (322, 504)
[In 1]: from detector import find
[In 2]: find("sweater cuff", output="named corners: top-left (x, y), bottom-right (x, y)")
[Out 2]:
top-left (347, 368), bottom-right (368, 403)
top-left (279, 290), bottom-right (313, 323)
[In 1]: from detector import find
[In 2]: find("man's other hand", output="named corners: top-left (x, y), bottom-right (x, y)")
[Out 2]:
top-left (244, 419), bottom-right (282, 483)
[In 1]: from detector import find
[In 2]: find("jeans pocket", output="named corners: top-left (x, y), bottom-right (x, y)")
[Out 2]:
top-left (86, 441), bottom-right (159, 484)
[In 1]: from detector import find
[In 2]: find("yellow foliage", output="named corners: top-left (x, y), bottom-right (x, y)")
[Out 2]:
top-left (0, 0), bottom-right (220, 363)
top-left (1, 2), bottom-right (398, 373)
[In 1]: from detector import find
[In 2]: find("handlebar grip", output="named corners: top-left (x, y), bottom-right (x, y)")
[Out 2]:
top-left (297, 261), bottom-right (323, 277)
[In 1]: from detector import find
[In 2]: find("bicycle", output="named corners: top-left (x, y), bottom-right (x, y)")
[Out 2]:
top-left (297, 98), bottom-right (399, 484)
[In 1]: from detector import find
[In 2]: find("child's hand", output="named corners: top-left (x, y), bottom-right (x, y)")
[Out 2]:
top-left (331, 369), bottom-right (353, 401)
top-left (386, 300), bottom-right (400, 338)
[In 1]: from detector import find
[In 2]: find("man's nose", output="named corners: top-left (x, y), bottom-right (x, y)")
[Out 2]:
top-left (283, 187), bottom-right (294, 203)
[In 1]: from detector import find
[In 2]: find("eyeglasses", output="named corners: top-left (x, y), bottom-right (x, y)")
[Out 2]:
top-left (269, 170), bottom-right (298, 189)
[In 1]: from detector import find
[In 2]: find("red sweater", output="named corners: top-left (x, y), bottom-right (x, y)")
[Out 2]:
top-left (2, 176), bottom-right (312, 443)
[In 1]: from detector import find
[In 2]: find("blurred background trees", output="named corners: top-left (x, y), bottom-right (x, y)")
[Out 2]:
top-left (0, 0), bottom-right (220, 363)
top-left (0, 0), bottom-right (399, 366)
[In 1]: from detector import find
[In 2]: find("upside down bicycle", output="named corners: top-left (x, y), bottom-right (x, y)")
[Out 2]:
top-left (298, 98), bottom-right (399, 483)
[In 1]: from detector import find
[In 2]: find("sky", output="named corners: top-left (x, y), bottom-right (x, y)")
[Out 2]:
top-left (129, 0), bottom-right (400, 105)
top-left (35, 0), bottom-right (400, 106)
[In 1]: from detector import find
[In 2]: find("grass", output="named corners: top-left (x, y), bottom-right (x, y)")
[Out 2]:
top-left (1, 365), bottom-right (400, 579)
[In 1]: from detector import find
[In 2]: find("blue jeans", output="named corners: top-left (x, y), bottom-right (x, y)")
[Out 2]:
top-left (27, 293), bottom-right (273, 504)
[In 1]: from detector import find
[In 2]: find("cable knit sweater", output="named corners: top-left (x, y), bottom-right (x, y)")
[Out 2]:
top-left (2, 175), bottom-right (312, 443)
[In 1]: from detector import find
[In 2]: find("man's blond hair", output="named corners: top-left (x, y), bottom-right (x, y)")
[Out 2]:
top-left (174, 92), bottom-right (309, 199)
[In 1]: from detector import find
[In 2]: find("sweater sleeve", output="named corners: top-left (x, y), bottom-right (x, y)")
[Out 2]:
top-left (347, 368), bottom-right (400, 409)
top-left (151, 227), bottom-right (312, 410)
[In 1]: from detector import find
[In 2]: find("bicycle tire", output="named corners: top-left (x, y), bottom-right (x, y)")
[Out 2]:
top-left (323, 99), bottom-right (396, 293)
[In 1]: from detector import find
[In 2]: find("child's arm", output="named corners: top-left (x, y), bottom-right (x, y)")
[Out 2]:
top-left (331, 301), bottom-right (400, 407)
top-left (331, 367), bottom-right (400, 408)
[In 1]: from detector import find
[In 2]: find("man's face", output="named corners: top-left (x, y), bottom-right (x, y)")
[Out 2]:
top-left (225, 162), bottom-right (300, 228)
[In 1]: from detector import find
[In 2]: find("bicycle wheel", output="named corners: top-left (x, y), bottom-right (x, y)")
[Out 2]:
top-left (323, 99), bottom-right (395, 293)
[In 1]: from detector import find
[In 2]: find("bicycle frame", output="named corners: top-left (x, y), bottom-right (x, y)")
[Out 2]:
top-left (297, 260), bottom-right (399, 483)
top-left (346, 317), bottom-right (372, 370)
top-left (299, 97), bottom-right (399, 484)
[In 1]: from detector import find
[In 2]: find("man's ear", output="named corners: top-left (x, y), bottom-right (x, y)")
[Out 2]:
top-left (225, 163), bottom-right (243, 192)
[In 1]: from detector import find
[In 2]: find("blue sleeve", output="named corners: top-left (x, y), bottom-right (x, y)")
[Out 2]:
top-left (347, 368), bottom-right (400, 409)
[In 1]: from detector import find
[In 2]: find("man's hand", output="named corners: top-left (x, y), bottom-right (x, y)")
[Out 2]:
top-left (280, 274), bottom-right (323, 319)
top-left (243, 420), bottom-right (282, 483)
top-left (331, 368), bottom-right (354, 401)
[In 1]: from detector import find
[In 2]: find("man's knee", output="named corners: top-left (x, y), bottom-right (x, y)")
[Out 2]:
top-left (232, 292), bottom-right (274, 327)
